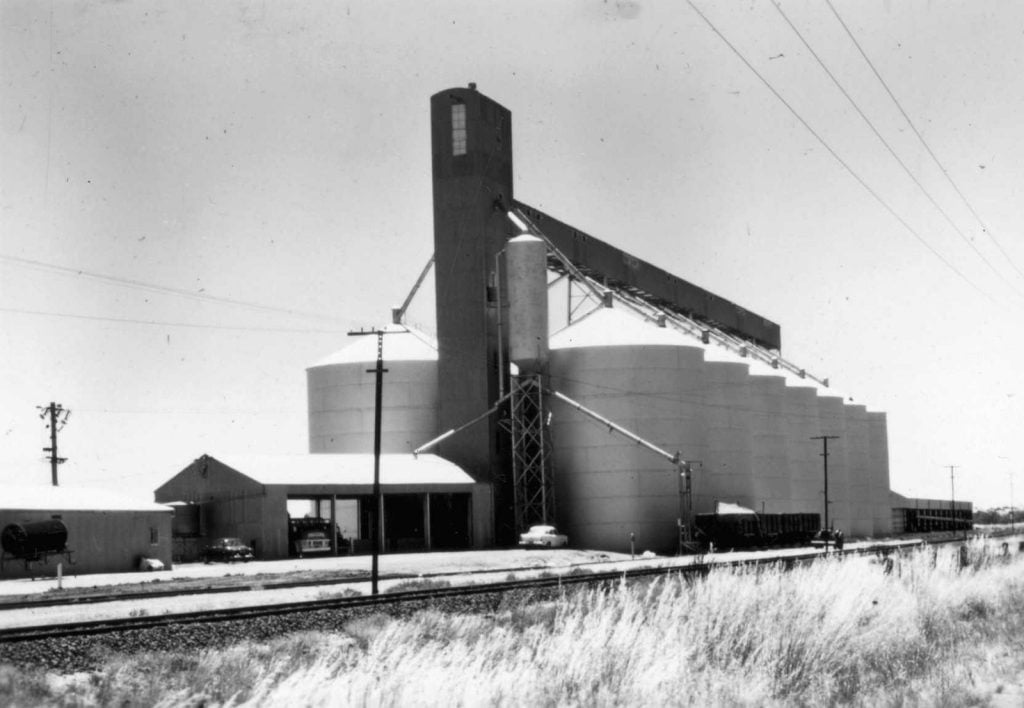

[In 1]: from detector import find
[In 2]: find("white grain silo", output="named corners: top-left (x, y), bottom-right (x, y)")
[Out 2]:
top-left (843, 402), bottom-right (874, 536)
top-left (307, 326), bottom-right (438, 454)
top-left (782, 380), bottom-right (824, 519)
top-left (815, 393), bottom-right (851, 532)
top-left (699, 344), bottom-right (757, 512)
top-left (548, 306), bottom-right (706, 554)
top-left (745, 359), bottom-right (792, 514)
top-left (867, 411), bottom-right (893, 535)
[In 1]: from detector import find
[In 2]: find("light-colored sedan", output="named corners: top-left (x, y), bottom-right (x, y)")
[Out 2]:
top-left (518, 525), bottom-right (569, 548)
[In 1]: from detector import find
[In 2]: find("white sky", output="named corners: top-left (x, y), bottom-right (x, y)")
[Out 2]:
top-left (1, 1), bottom-right (1022, 509)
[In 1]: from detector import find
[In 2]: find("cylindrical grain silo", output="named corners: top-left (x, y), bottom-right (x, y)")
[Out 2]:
top-left (815, 393), bottom-right (851, 533)
top-left (867, 410), bottom-right (893, 535)
top-left (307, 326), bottom-right (439, 454)
top-left (843, 402), bottom-right (874, 536)
top-left (781, 378), bottom-right (826, 521)
top-left (746, 360), bottom-right (791, 514)
top-left (699, 344), bottom-right (756, 513)
top-left (505, 234), bottom-right (549, 375)
top-left (548, 306), bottom-right (707, 554)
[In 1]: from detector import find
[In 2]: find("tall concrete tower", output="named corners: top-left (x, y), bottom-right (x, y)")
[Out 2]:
top-left (430, 85), bottom-right (514, 512)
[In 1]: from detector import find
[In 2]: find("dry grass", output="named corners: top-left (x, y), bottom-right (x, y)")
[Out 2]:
top-left (4, 538), bottom-right (1023, 707)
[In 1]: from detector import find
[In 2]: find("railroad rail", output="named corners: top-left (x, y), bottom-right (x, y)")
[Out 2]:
top-left (0, 542), bottom-right (933, 644)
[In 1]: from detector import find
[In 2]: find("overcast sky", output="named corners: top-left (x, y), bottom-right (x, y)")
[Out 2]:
top-left (2, 0), bottom-right (1022, 509)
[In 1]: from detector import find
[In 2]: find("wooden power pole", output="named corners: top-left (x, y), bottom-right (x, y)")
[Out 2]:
top-left (38, 402), bottom-right (70, 486)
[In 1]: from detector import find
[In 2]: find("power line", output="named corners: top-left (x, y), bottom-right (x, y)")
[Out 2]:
top-left (824, 0), bottom-right (1024, 284)
top-left (684, 0), bottom-right (994, 303)
top-left (0, 306), bottom-right (349, 334)
top-left (0, 254), bottom-right (349, 324)
top-left (771, 0), bottom-right (1023, 300)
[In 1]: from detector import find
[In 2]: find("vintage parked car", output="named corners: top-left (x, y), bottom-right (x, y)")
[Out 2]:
top-left (201, 537), bottom-right (255, 563)
top-left (518, 525), bottom-right (568, 548)
top-left (810, 528), bottom-right (844, 550)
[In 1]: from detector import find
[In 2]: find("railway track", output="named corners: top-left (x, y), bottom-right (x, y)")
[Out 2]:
top-left (0, 542), bottom-right (921, 644)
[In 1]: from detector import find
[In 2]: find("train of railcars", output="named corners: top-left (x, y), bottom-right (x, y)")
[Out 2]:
top-left (693, 507), bottom-right (821, 551)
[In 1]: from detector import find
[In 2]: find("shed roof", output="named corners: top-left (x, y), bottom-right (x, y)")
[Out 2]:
top-left (208, 453), bottom-right (474, 487)
top-left (1, 486), bottom-right (173, 513)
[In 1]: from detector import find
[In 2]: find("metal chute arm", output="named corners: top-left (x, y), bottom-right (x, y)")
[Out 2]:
top-left (412, 390), bottom-right (514, 457)
top-left (547, 389), bottom-right (683, 467)
top-left (392, 254), bottom-right (435, 324)
top-left (507, 208), bottom-right (608, 305)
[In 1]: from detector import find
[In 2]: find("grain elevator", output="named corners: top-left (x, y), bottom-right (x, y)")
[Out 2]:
top-left (308, 84), bottom-right (903, 554)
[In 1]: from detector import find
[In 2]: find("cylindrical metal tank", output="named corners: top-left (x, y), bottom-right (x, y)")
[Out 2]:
top-left (505, 234), bottom-right (549, 375)
top-left (781, 379), bottom-right (826, 521)
top-left (815, 393), bottom-right (851, 532)
top-left (867, 411), bottom-right (893, 535)
top-left (548, 307), bottom-right (707, 554)
top-left (746, 360), bottom-right (791, 514)
top-left (843, 402), bottom-right (874, 537)
top-left (307, 326), bottom-right (439, 454)
top-left (699, 345), bottom-right (756, 513)
top-left (1, 520), bottom-right (68, 558)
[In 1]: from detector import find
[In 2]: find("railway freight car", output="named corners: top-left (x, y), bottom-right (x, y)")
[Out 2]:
top-left (694, 502), bottom-right (820, 551)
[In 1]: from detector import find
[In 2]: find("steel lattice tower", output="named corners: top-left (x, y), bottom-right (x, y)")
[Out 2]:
top-left (505, 374), bottom-right (555, 531)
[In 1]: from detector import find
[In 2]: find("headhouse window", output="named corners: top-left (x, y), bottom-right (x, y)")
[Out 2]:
top-left (452, 103), bottom-right (467, 156)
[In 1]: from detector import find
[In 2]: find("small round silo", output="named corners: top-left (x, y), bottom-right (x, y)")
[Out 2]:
top-left (307, 326), bottom-right (438, 454)
top-left (506, 234), bottom-right (549, 375)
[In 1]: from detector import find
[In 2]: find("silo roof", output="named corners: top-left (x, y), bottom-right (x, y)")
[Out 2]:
top-left (208, 453), bottom-right (474, 487)
top-left (549, 304), bottom-right (866, 406)
top-left (550, 306), bottom-right (694, 349)
top-left (308, 325), bottom-right (437, 368)
top-left (1, 486), bottom-right (173, 513)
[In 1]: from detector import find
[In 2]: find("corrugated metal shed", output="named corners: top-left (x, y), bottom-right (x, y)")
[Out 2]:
top-left (1, 486), bottom-right (173, 579)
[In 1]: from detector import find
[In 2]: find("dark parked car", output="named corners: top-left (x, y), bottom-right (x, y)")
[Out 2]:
top-left (202, 537), bottom-right (255, 563)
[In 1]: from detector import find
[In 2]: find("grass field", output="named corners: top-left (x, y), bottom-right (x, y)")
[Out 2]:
top-left (3, 539), bottom-right (1022, 707)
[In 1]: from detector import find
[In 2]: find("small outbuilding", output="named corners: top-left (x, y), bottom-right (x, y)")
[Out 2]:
top-left (155, 453), bottom-right (491, 560)
top-left (0, 486), bottom-right (173, 578)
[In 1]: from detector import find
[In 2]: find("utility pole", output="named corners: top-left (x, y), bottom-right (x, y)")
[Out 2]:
top-left (1010, 470), bottom-right (1015, 534)
top-left (37, 402), bottom-right (70, 486)
top-left (946, 465), bottom-right (963, 540)
top-left (811, 435), bottom-right (839, 551)
top-left (348, 328), bottom-right (392, 595)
